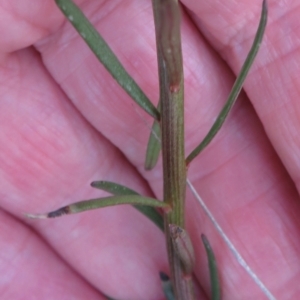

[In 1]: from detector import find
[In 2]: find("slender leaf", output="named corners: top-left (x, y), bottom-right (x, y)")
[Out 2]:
top-left (159, 272), bottom-right (175, 300)
top-left (91, 181), bottom-right (164, 230)
top-left (26, 195), bottom-right (169, 219)
top-left (55, 0), bottom-right (160, 120)
top-left (91, 180), bottom-right (139, 196)
top-left (144, 118), bottom-right (161, 170)
top-left (186, 0), bottom-right (268, 165)
top-left (201, 234), bottom-right (221, 300)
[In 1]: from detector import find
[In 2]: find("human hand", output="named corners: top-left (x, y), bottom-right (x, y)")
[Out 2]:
top-left (0, 1), bottom-right (299, 299)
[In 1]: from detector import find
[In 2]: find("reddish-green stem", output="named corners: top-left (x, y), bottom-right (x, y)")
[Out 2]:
top-left (152, 1), bottom-right (194, 298)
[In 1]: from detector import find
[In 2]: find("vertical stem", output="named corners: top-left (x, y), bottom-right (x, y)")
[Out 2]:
top-left (152, 1), bottom-right (193, 298)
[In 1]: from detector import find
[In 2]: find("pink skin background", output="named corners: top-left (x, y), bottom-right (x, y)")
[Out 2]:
top-left (0, 0), bottom-right (300, 299)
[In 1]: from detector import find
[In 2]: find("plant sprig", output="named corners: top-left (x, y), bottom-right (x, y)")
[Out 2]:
top-left (27, 0), bottom-right (270, 299)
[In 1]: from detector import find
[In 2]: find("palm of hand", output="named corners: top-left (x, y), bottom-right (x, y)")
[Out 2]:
top-left (0, 1), bottom-right (299, 299)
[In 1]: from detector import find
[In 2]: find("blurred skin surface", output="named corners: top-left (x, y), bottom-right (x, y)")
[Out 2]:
top-left (1, 0), bottom-right (300, 299)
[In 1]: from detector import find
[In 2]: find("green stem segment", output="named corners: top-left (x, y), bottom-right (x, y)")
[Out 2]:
top-left (152, 0), bottom-right (193, 299)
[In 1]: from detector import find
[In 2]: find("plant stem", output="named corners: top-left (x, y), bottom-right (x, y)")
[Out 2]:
top-left (152, 1), bottom-right (193, 299)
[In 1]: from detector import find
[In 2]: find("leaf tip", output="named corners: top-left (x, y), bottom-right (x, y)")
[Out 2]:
top-left (90, 181), bottom-right (97, 188)
top-left (159, 271), bottom-right (170, 282)
top-left (25, 213), bottom-right (48, 219)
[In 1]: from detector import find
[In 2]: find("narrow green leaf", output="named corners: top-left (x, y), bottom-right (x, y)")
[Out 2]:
top-left (91, 180), bottom-right (139, 196)
top-left (91, 181), bottom-right (164, 231)
top-left (159, 272), bottom-right (175, 300)
top-left (186, 0), bottom-right (268, 165)
top-left (201, 234), bottom-right (221, 300)
top-left (144, 118), bottom-right (161, 170)
top-left (26, 195), bottom-right (169, 219)
top-left (55, 0), bottom-right (160, 121)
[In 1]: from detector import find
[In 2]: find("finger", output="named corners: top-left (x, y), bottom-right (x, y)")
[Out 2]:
top-left (0, 48), bottom-right (168, 300)
top-left (0, 0), bottom-right (63, 54)
top-left (0, 209), bottom-right (104, 299)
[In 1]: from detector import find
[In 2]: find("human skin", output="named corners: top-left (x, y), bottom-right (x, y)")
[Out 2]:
top-left (0, 0), bottom-right (300, 299)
